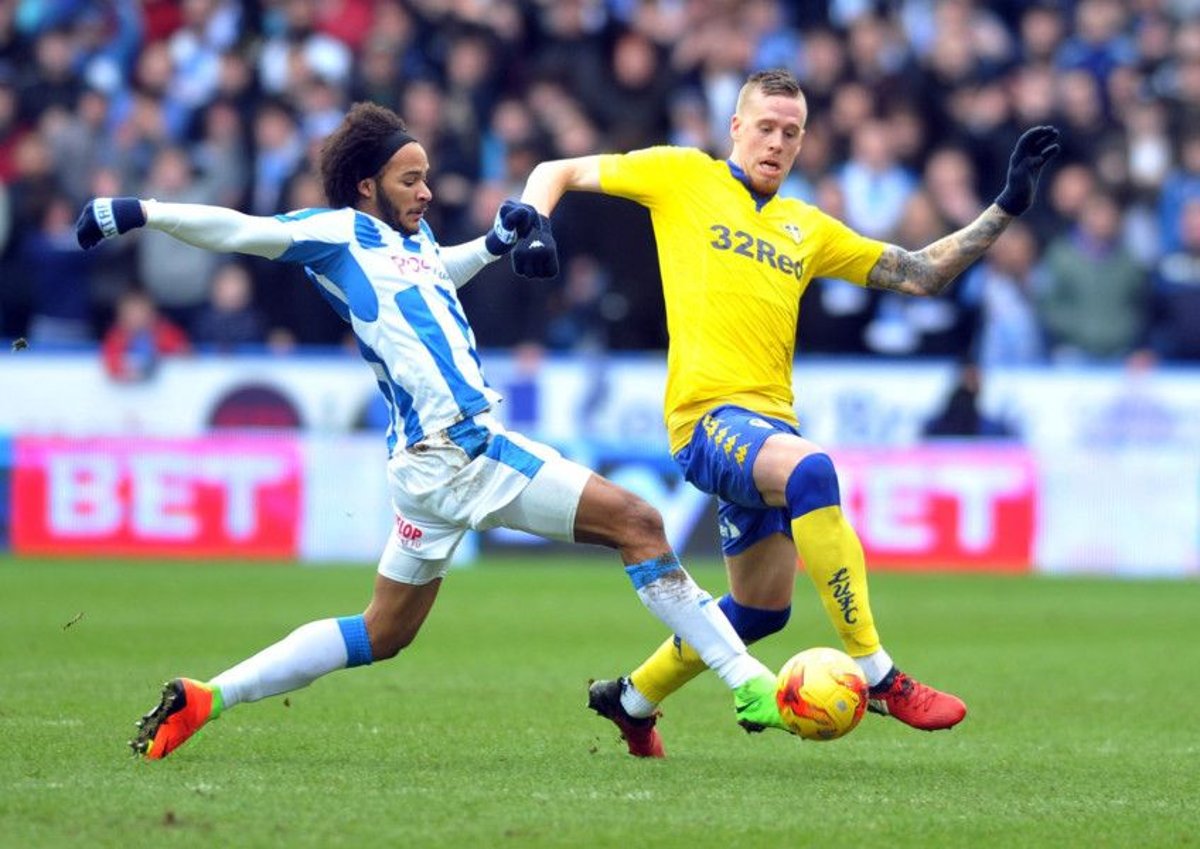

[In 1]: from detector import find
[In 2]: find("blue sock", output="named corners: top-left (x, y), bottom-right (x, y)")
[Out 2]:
top-left (336, 615), bottom-right (374, 668)
top-left (717, 594), bottom-right (790, 644)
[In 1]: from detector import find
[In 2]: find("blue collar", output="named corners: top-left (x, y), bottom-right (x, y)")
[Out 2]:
top-left (726, 159), bottom-right (774, 211)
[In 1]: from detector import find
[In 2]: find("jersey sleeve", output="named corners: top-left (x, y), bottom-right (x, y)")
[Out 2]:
top-left (274, 208), bottom-right (356, 274)
top-left (598, 146), bottom-right (701, 208)
top-left (808, 210), bottom-right (888, 286)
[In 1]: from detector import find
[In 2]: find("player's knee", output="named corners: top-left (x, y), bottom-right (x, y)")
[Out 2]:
top-left (718, 594), bottom-right (791, 644)
top-left (614, 493), bottom-right (667, 549)
top-left (785, 452), bottom-right (841, 519)
top-left (365, 620), bottom-right (419, 661)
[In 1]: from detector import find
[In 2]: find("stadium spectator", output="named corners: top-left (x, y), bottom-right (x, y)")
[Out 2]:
top-left (22, 193), bottom-right (93, 347)
top-left (795, 27), bottom-right (848, 120)
top-left (923, 146), bottom-right (984, 230)
top-left (165, 0), bottom-right (240, 130)
top-left (1159, 131), bottom-right (1200, 254)
top-left (16, 28), bottom-right (81, 125)
top-left (191, 98), bottom-right (250, 209)
top-left (136, 145), bottom-right (221, 328)
top-left (101, 287), bottom-right (190, 382)
top-left (962, 219), bottom-right (1047, 366)
top-left (1151, 198), bottom-right (1200, 361)
top-left (544, 254), bottom-right (612, 352)
top-left (347, 4), bottom-right (425, 106)
top-left (922, 360), bottom-right (1016, 438)
top-left (1056, 0), bottom-right (1137, 85)
top-left (0, 67), bottom-right (25, 184)
top-left (248, 99), bottom-right (304, 216)
top-left (591, 30), bottom-right (675, 151)
top-left (1018, 3), bottom-right (1066, 65)
top-left (838, 119), bottom-right (917, 240)
top-left (0, 132), bottom-right (59, 337)
top-left (257, 0), bottom-right (351, 98)
top-left (1037, 161), bottom-right (1099, 242)
top-left (796, 176), bottom-right (875, 355)
top-left (441, 32), bottom-right (498, 160)
top-left (1039, 190), bottom-right (1148, 361)
top-left (191, 261), bottom-right (267, 352)
top-left (40, 87), bottom-right (113, 207)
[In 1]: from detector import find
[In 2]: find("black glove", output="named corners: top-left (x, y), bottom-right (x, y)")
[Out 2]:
top-left (76, 197), bottom-right (147, 249)
top-left (484, 199), bottom-right (538, 256)
top-left (994, 126), bottom-right (1061, 216)
top-left (510, 213), bottom-right (559, 278)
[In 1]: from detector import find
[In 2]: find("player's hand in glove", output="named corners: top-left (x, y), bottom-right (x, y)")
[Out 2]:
top-left (994, 126), bottom-right (1061, 216)
top-left (75, 198), bottom-right (147, 249)
top-left (484, 199), bottom-right (539, 256)
top-left (510, 212), bottom-right (559, 278)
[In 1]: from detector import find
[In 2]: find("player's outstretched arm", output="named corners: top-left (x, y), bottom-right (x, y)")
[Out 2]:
top-left (520, 156), bottom-right (604, 214)
top-left (867, 126), bottom-right (1061, 297)
top-left (509, 156), bottom-right (605, 279)
top-left (76, 198), bottom-right (294, 259)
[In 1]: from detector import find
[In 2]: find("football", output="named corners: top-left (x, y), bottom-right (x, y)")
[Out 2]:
top-left (775, 647), bottom-right (869, 741)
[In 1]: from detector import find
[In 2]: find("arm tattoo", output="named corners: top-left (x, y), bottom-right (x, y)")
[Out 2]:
top-left (867, 204), bottom-right (1013, 296)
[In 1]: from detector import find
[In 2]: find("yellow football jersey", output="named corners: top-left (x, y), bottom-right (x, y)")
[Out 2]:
top-left (599, 146), bottom-right (887, 453)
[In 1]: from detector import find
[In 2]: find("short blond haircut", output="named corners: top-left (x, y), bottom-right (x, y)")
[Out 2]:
top-left (735, 69), bottom-right (805, 114)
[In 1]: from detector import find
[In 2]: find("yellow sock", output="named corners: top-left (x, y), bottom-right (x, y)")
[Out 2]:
top-left (628, 635), bottom-right (707, 705)
top-left (790, 506), bottom-right (881, 657)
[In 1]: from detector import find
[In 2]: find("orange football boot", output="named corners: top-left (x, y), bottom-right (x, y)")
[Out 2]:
top-left (130, 678), bottom-right (222, 759)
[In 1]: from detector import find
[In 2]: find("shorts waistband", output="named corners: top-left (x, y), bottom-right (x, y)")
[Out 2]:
top-left (445, 414), bottom-right (492, 461)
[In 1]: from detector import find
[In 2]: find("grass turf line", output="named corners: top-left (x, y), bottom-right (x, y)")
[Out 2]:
top-left (1, 556), bottom-right (1197, 849)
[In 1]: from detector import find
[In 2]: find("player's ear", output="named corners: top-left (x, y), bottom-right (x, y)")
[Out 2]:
top-left (357, 177), bottom-right (374, 202)
top-left (730, 113), bottom-right (742, 143)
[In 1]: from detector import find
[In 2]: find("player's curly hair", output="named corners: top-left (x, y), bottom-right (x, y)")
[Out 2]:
top-left (736, 69), bottom-right (804, 112)
top-left (319, 102), bottom-right (411, 209)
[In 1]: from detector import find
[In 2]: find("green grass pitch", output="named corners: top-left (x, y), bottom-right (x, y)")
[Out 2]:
top-left (2, 555), bottom-right (1197, 848)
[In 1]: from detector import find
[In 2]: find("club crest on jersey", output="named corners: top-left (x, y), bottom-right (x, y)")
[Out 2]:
top-left (783, 223), bottom-right (802, 244)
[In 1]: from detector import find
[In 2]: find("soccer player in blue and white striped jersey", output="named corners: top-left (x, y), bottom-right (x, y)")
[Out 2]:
top-left (76, 102), bottom-right (784, 759)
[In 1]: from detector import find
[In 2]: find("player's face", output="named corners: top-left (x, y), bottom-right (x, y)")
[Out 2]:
top-left (370, 143), bottom-right (433, 235)
top-left (729, 90), bottom-right (806, 195)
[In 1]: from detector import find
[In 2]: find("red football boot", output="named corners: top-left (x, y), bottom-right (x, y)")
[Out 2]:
top-left (868, 669), bottom-right (966, 731)
top-left (587, 678), bottom-right (665, 758)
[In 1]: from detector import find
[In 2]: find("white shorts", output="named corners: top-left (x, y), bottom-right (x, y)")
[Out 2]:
top-left (377, 411), bottom-right (592, 585)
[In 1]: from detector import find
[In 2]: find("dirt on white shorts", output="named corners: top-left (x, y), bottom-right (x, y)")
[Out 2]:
top-left (376, 411), bottom-right (592, 585)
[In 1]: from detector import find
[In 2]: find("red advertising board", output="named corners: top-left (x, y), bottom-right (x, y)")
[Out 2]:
top-left (833, 445), bottom-right (1037, 572)
top-left (11, 436), bottom-right (302, 558)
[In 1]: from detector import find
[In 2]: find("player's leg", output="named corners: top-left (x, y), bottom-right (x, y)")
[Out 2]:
top-left (484, 441), bottom-right (784, 748)
top-left (586, 407), bottom-right (808, 752)
top-left (131, 522), bottom-right (454, 759)
top-left (572, 474), bottom-right (778, 684)
top-left (627, 532), bottom-right (796, 710)
top-left (495, 454), bottom-right (778, 697)
top-left (752, 434), bottom-right (966, 730)
top-left (570, 474), bottom-right (783, 731)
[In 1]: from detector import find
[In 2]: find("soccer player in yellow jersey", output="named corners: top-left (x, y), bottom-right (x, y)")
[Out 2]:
top-left (515, 69), bottom-right (1060, 757)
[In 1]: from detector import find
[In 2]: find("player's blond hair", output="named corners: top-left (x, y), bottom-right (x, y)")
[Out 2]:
top-left (735, 69), bottom-right (805, 114)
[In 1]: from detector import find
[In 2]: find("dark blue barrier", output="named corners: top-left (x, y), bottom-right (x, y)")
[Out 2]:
top-left (0, 435), bottom-right (10, 551)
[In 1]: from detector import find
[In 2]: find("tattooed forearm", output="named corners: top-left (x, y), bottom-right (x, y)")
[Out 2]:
top-left (867, 204), bottom-right (1014, 296)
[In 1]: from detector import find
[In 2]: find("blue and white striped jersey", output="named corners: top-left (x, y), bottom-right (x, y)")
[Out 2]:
top-left (275, 207), bottom-right (500, 454)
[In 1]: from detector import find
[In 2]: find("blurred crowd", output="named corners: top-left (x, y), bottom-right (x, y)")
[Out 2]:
top-left (2, 0), bottom-right (1199, 371)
